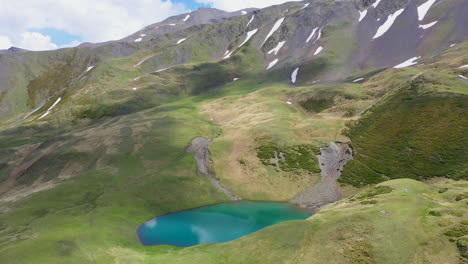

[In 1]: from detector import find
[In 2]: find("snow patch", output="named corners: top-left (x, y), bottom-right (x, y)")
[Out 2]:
top-left (246, 15), bottom-right (255, 28)
top-left (38, 97), bottom-right (61, 120)
top-left (140, 34), bottom-right (147, 37)
top-left (306, 27), bottom-right (318, 43)
top-left (133, 76), bottom-right (142, 81)
top-left (155, 68), bottom-right (169, 73)
top-left (169, 24), bottom-right (176, 26)
top-left (266, 59), bottom-right (279, 70)
top-left (419, 21), bottom-right (438, 29)
top-left (417, 0), bottom-right (437, 21)
top-left (133, 57), bottom-right (150, 68)
top-left (372, 0), bottom-right (382, 8)
top-left (223, 50), bottom-right (234, 59)
top-left (238, 28), bottom-right (258, 48)
top-left (132, 87), bottom-right (138, 91)
top-left (353, 78), bottom-right (365, 83)
top-left (233, 78), bottom-right (239, 81)
top-left (286, 99), bottom-right (293, 105)
top-left (291, 67), bottom-right (299, 83)
top-left (393, 56), bottom-right (421, 68)
top-left (262, 17), bottom-right (285, 46)
top-left (183, 15), bottom-right (190, 22)
top-left (222, 28), bottom-right (265, 59)
top-left (312, 27), bottom-right (322, 45)
top-left (459, 75), bottom-right (467, 80)
top-left (459, 65), bottom-right (468, 69)
top-left (372, 9), bottom-right (405, 39)
top-left (86, 66), bottom-right (94, 72)
top-left (449, 44), bottom-right (456, 48)
top-left (300, 3), bottom-right (310, 10)
top-left (134, 38), bottom-right (142, 42)
top-left (177, 38), bottom-right (187, 45)
top-left (268, 41), bottom-right (286, 55)
top-left (359, 9), bottom-right (368, 22)
top-left (314, 46), bottom-right (323, 56)
top-left (241, 10), bottom-right (247, 15)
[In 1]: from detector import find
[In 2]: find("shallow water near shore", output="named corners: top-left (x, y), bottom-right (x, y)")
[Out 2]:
top-left (137, 201), bottom-right (313, 247)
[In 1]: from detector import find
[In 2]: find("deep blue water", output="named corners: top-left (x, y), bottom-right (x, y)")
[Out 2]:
top-left (137, 201), bottom-right (312, 247)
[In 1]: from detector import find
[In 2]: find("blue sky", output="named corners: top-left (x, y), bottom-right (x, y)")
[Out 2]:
top-left (174, 0), bottom-right (210, 10)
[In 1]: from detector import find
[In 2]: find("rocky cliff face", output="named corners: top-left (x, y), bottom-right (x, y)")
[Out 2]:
top-left (187, 137), bottom-right (241, 200)
top-left (292, 142), bottom-right (354, 210)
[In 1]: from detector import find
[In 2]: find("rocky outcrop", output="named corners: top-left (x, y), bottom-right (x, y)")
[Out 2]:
top-left (292, 142), bottom-right (354, 211)
top-left (187, 137), bottom-right (241, 200)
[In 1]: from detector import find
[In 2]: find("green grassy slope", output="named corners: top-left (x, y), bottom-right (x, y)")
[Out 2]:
top-left (341, 72), bottom-right (468, 187)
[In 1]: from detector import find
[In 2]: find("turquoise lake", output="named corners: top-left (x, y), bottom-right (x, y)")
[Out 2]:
top-left (137, 201), bottom-right (313, 247)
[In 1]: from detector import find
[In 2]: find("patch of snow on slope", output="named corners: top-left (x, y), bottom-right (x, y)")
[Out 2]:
top-left (224, 28), bottom-right (259, 59)
top-left (372, 0), bottom-right (382, 8)
top-left (169, 24), bottom-right (176, 26)
top-left (459, 75), bottom-right (467, 80)
top-left (140, 34), bottom-right (147, 37)
top-left (418, 0), bottom-right (437, 21)
top-left (223, 50), bottom-right (234, 59)
top-left (393, 56), bottom-right (421, 68)
top-left (177, 38), bottom-right (187, 45)
top-left (266, 59), bottom-right (279, 70)
top-left (86, 66), bottom-right (94, 72)
top-left (133, 58), bottom-right (150, 68)
top-left (224, 50), bottom-right (230, 56)
top-left (459, 65), bottom-right (468, 69)
top-left (38, 97), bottom-right (61, 120)
top-left (133, 76), bottom-right (142, 81)
top-left (372, 9), bottom-right (405, 39)
top-left (286, 99), bottom-right (293, 105)
top-left (449, 44), bottom-right (456, 48)
top-left (301, 3), bottom-right (310, 10)
top-left (132, 87), bottom-right (138, 91)
top-left (262, 17), bottom-right (285, 46)
top-left (268, 41), bottom-right (286, 55)
top-left (134, 38), bottom-right (142, 42)
top-left (353, 78), bottom-right (365, 83)
top-left (246, 15), bottom-right (255, 28)
top-left (241, 10), bottom-right (247, 15)
top-left (419, 21), bottom-right (437, 29)
top-left (306, 27), bottom-right (318, 43)
top-left (291, 67), bottom-right (299, 83)
top-left (314, 46), bottom-right (323, 56)
top-left (238, 29), bottom-right (259, 48)
top-left (359, 10), bottom-right (368, 22)
top-left (312, 27), bottom-right (322, 45)
top-left (155, 68), bottom-right (169, 73)
top-left (183, 15), bottom-right (190, 22)
top-left (233, 78), bottom-right (239, 81)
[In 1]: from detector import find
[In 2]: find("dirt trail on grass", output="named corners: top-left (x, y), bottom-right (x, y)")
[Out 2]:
top-left (187, 137), bottom-right (241, 200)
top-left (292, 142), bottom-right (354, 211)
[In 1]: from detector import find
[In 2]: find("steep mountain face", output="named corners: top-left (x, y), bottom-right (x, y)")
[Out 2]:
top-left (1, 0), bottom-right (466, 123)
top-left (0, 0), bottom-right (467, 263)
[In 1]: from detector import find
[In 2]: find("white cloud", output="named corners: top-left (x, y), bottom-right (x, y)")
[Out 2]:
top-left (195, 0), bottom-right (304, 11)
top-left (0, 35), bottom-right (13, 49)
top-left (17, 32), bottom-right (58, 51)
top-left (0, 0), bottom-right (188, 50)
